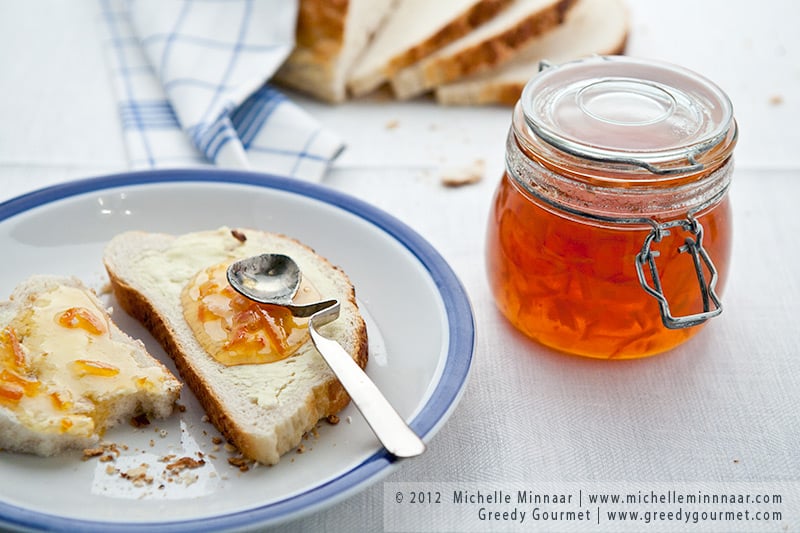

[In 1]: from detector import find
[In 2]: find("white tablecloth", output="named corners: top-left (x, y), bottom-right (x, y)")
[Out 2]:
top-left (1, 1), bottom-right (798, 531)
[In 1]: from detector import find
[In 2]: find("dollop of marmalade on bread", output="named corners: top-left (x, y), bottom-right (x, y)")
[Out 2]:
top-left (0, 285), bottom-right (170, 437)
top-left (181, 261), bottom-right (316, 366)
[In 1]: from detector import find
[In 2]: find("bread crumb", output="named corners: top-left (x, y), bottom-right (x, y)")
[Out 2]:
top-left (224, 442), bottom-right (237, 453)
top-left (326, 414), bottom-right (340, 425)
top-left (385, 119), bottom-right (399, 130)
top-left (176, 403), bottom-right (187, 413)
top-left (165, 456), bottom-right (206, 473)
top-left (440, 159), bottom-right (485, 187)
top-left (212, 436), bottom-right (223, 445)
top-left (121, 464), bottom-right (153, 486)
top-left (769, 94), bottom-right (784, 106)
top-left (346, 416), bottom-right (352, 424)
top-left (181, 472), bottom-right (200, 486)
top-left (296, 444), bottom-right (306, 454)
top-left (201, 415), bottom-right (210, 423)
top-left (83, 442), bottom-right (121, 461)
top-left (227, 456), bottom-right (252, 472)
top-left (231, 229), bottom-right (247, 243)
top-left (83, 447), bottom-right (105, 459)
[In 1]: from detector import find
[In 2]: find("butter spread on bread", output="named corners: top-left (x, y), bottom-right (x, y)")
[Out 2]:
top-left (0, 276), bottom-right (181, 456)
top-left (103, 228), bottom-right (368, 465)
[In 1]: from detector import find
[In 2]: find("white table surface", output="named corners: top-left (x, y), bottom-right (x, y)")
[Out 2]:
top-left (1, 1), bottom-right (799, 532)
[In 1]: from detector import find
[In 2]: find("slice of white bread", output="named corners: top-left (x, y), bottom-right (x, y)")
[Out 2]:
top-left (389, 0), bottom-right (577, 100)
top-left (274, 0), bottom-right (397, 103)
top-left (0, 276), bottom-right (181, 456)
top-left (347, 0), bottom-right (514, 97)
top-left (436, 0), bottom-right (629, 105)
top-left (103, 228), bottom-right (368, 465)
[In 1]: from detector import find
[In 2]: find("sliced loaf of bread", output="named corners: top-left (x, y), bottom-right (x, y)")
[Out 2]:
top-left (389, 0), bottom-right (577, 99)
top-left (436, 0), bottom-right (629, 105)
top-left (347, 0), bottom-right (514, 97)
top-left (274, 0), bottom-right (397, 103)
top-left (103, 228), bottom-right (368, 465)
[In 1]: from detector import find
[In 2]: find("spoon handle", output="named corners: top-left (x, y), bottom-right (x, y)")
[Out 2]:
top-left (308, 325), bottom-right (426, 459)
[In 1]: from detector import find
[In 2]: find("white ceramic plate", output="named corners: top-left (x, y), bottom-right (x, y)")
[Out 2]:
top-left (0, 170), bottom-right (474, 532)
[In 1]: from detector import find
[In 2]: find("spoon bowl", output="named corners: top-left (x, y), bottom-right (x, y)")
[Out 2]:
top-left (226, 253), bottom-right (300, 306)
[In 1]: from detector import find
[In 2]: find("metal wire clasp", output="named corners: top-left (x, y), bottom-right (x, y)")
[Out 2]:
top-left (635, 216), bottom-right (722, 329)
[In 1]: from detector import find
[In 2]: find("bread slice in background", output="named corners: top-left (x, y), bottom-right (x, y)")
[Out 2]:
top-left (103, 228), bottom-right (368, 465)
top-left (389, 0), bottom-right (577, 100)
top-left (275, 0), bottom-right (397, 103)
top-left (0, 276), bottom-right (181, 456)
top-left (436, 0), bottom-right (629, 106)
top-left (347, 0), bottom-right (514, 97)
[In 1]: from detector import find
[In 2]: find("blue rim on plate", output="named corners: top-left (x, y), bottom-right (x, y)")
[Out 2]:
top-left (0, 169), bottom-right (475, 532)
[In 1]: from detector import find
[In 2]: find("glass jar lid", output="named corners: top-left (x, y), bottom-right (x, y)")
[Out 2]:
top-left (520, 56), bottom-right (735, 176)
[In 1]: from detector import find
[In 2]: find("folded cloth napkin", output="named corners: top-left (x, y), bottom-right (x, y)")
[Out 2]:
top-left (99, 0), bottom-right (344, 182)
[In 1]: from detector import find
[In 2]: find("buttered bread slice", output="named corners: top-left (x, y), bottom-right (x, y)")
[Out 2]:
top-left (103, 228), bottom-right (368, 465)
top-left (0, 276), bottom-right (181, 456)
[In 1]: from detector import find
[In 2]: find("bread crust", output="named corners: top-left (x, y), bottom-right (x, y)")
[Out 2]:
top-left (275, 0), bottom-right (397, 103)
top-left (294, 0), bottom-right (348, 50)
top-left (396, 0), bottom-right (514, 69)
top-left (274, 0), bottom-right (348, 102)
top-left (391, 0), bottom-right (577, 99)
top-left (104, 229), bottom-right (368, 465)
top-left (348, 0), bottom-right (515, 96)
top-left (434, 0), bottom-right (629, 106)
top-left (438, 35), bottom-right (627, 105)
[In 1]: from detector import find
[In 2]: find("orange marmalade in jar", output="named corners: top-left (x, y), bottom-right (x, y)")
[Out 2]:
top-left (486, 56), bottom-right (737, 359)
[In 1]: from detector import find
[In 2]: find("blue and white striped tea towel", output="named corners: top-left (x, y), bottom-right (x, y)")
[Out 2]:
top-left (100, 0), bottom-right (344, 182)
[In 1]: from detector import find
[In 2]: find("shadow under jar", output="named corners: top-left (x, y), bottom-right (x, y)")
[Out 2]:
top-left (486, 56), bottom-right (738, 359)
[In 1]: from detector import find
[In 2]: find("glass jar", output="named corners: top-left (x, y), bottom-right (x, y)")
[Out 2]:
top-left (486, 56), bottom-right (737, 359)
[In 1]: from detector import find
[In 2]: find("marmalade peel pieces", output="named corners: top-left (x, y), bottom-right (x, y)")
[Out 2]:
top-left (181, 261), bottom-right (311, 366)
